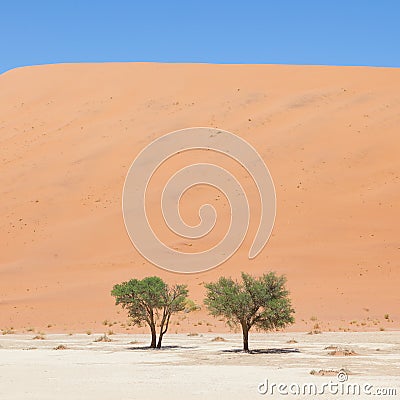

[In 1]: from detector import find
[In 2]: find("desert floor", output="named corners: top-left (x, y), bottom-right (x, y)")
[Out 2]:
top-left (0, 332), bottom-right (399, 399)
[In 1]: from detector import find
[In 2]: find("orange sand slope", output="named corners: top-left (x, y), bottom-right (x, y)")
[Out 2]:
top-left (0, 63), bottom-right (399, 333)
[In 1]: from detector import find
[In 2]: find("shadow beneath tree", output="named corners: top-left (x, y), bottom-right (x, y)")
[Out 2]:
top-left (221, 348), bottom-right (300, 355)
top-left (126, 345), bottom-right (198, 351)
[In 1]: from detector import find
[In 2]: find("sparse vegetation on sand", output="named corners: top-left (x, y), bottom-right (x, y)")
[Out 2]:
top-left (54, 344), bottom-right (67, 350)
top-left (310, 368), bottom-right (350, 376)
top-left (324, 345), bottom-right (338, 350)
top-left (184, 299), bottom-right (201, 313)
top-left (211, 336), bottom-right (227, 342)
top-left (94, 334), bottom-right (112, 343)
top-left (32, 335), bottom-right (45, 340)
top-left (1, 327), bottom-right (15, 335)
top-left (204, 272), bottom-right (294, 352)
top-left (327, 347), bottom-right (357, 356)
top-left (308, 322), bottom-right (322, 335)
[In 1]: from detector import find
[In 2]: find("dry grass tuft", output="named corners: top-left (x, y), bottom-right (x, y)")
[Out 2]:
top-left (54, 344), bottom-right (68, 350)
top-left (211, 336), bottom-right (227, 342)
top-left (324, 345), bottom-right (338, 350)
top-left (94, 334), bottom-right (112, 342)
top-left (1, 328), bottom-right (15, 335)
top-left (328, 348), bottom-right (357, 356)
top-left (310, 368), bottom-right (351, 376)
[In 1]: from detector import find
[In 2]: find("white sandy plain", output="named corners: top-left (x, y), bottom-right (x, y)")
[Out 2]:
top-left (0, 332), bottom-right (399, 399)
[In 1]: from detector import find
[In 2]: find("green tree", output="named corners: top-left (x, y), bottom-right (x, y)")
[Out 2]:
top-left (156, 283), bottom-right (188, 348)
top-left (111, 276), bottom-right (188, 348)
top-left (204, 272), bottom-right (294, 352)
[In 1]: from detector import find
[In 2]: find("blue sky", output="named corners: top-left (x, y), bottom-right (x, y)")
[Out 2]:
top-left (1, 1), bottom-right (399, 74)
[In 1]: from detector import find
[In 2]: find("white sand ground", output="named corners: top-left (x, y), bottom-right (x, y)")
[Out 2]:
top-left (0, 332), bottom-right (399, 399)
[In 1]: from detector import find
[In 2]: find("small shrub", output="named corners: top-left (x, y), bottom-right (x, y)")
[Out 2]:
top-left (94, 334), bottom-right (112, 342)
top-left (184, 299), bottom-right (200, 313)
top-left (310, 369), bottom-right (350, 376)
top-left (324, 345), bottom-right (338, 350)
top-left (211, 336), bottom-right (226, 342)
top-left (328, 348), bottom-right (357, 356)
top-left (32, 335), bottom-right (45, 340)
top-left (54, 344), bottom-right (67, 350)
top-left (1, 328), bottom-right (15, 335)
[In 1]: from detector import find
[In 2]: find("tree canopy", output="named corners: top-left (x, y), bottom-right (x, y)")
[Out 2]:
top-left (111, 276), bottom-right (188, 348)
top-left (204, 272), bottom-right (294, 351)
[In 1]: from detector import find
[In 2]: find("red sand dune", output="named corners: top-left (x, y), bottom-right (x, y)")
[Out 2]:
top-left (0, 63), bottom-right (399, 333)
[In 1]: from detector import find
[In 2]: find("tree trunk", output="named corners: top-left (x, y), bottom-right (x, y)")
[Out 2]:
top-left (241, 323), bottom-right (249, 352)
top-left (150, 323), bottom-right (157, 348)
top-left (157, 311), bottom-right (170, 349)
top-left (156, 333), bottom-right (163, 349)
